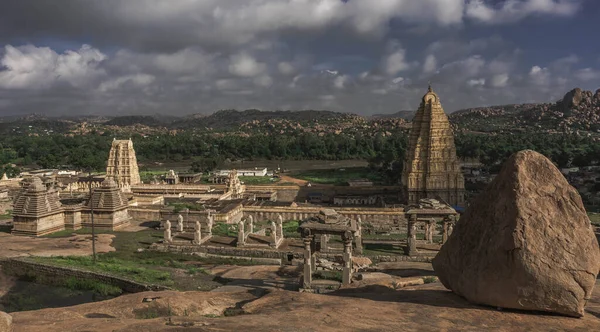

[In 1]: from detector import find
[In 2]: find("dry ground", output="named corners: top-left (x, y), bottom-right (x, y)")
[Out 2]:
top-left (8, 278), bottom-right (600, 332)
top-left (0, 232), bottom-right (115, 258)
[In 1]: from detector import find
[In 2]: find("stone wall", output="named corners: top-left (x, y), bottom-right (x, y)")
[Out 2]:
top-left (0, 258), bottom-right (170, 293)
top-left (129, 207), bottom-right (161, 221)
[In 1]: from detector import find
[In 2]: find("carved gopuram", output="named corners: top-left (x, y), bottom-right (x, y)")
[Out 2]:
top-left (401, 86), bottom-right (465, 207)
top-left (12, 177), bottom-right (65, 236)
top-left (83, 177), bottom-right (130, 230)
top-left (106, 138), bottom-right (141, 191)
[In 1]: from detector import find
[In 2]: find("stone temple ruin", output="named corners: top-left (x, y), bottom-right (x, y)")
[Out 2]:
top-left (297, 209), bottom-right (360, 290)
top-left (11, 177), bottom-right (130, 236)
top-left (236, 215), bottom-right (285, 249)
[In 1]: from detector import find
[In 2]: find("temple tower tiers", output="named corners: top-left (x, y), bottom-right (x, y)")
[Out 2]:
top-left (401, 86), bottom-right (465, 207)
top-left (106, 138), bottom-right (141, 191)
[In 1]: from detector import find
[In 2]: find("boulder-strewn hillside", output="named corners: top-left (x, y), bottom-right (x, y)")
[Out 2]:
top-left (449, 88), bottom-right (600, 134)
top-left (173, 109), bottom-right (356, 130)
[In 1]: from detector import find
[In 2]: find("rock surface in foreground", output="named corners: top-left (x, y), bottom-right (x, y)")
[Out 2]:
top-left (433, 150), bottom-right (600, 317)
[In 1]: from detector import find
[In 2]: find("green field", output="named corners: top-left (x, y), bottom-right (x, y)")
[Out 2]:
top-left (291, 167), bottom-right (383, 186)
top-left (589, 212), bottom-right (600, 226)
top-left (239, 176), bottom-right (280, 185)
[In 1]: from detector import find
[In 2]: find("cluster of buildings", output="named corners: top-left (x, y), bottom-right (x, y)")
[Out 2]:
top-left (1, 86), bottom-right (466, 237)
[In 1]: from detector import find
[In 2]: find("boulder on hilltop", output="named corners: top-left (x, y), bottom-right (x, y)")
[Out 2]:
top-left (432, 150), bottom-right (600, 317)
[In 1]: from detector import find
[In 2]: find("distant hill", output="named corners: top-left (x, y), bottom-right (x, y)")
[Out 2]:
top-left (371, 110), bottom-right (415, 120)
top-left (449, 87), bottom-right (600, 134)
top-left (173, 109), bottom-right (357, 129)
top-left (103, 115), bottom-right (171, 127)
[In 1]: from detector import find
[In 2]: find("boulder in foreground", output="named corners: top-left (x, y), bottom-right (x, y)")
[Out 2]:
top-left (433, 150), bottom-right (600, 317)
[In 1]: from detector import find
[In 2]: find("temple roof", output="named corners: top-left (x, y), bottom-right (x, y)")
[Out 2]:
top-left (13, 177), bottom-right (63, 217)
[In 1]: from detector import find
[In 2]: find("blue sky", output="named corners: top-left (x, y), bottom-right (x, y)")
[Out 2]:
top-left (0, 0), bottom-right (598, 116)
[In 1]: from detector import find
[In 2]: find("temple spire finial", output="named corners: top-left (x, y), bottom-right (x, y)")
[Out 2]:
top-left (428, 81), bottom-right (432, 92)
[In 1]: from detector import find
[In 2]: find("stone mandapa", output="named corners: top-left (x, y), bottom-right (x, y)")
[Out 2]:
top-left (433, 150), bottom-right (600, 317)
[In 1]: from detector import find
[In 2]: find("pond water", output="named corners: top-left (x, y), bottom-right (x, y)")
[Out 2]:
top-left (0, 280), bottom-right (116, 313)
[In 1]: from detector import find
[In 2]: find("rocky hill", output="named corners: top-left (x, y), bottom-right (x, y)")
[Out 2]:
top-left (448, 88), bottom-right (600, 134)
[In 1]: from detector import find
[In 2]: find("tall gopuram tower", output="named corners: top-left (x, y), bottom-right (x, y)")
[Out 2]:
top-left (106, 138), bottom-right (141, 191)
top-left (401, 85), bottom-right (465, 207)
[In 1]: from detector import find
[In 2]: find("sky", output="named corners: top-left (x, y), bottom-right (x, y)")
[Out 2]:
top-left (0, 0), bottom-right (599, 117)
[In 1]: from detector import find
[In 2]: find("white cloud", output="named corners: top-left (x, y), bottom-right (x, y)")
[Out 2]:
top-left (575, 68), bottom-right (600, 81)
top-left (529, 65), bottom-right (551, 86)
top-left (228, 53), bottom-right (266, 77)
top-left (333, 75), bottom-right (350, 89)
top-left (278, 62), bottom-right (295, 75)
top-left (254, 75), bottom-right (273, 87)
top-left (98, 74), bottom-right (155, 92)
top-left (423, 54), bottom-right (437, 73)
top-left (466, 0), bottom-right (582, 24)
top-left (383, 42), bottom-right (409, 76)
top-left (0, 44), bottom-right (106, 89)
top-left (490, 73), bottom-right (509, 87)
top-left (467, 78), bottom-right (486, 86)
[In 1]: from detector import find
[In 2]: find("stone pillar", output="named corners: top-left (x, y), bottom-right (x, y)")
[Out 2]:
top-left (237, 220), bottom-right (245, 246)
top-left (319, 234), bottom-right (329, 252)
top-left (247, 215), bottom-right (254, 234)
top-left (355, 218), bottom-right (363, 255)
top-left (426, 219), bottom-right (435, 244)
top-left (164, 220), bottom-right (172, 243)
top-left (177, 214), bottom-right (184, 232)
top-left (277, 217), bottom-right (283, 240)
top-left (442, 218), bottom-right (449, 244)
top-left (193, 221), bottom-right (201, 245)
top-left (342, 232), bottom-right (353, 285)
top-left (302, 237), bottom-right (313, 288)
top-left (424, 221), bottom-right (431, 243)
top-left (270, 221), bottom-right (277, 244)
top-left (207, 215), bottom-right (213, 237)
top-left (405, 214), bottom-right (418, 256)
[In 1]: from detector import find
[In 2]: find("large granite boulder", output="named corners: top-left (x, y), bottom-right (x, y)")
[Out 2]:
top-left (433, 150), bottom-right (600, 317)
top-left (0, 311), bottom-right (12, 332)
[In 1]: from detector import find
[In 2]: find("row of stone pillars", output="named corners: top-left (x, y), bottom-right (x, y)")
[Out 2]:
top-left (405, 214), bottom-right (455, 256)
top-left (164, 214), bottom-right (213, 245)
top-left (238, 215), bottom-right (284, 248)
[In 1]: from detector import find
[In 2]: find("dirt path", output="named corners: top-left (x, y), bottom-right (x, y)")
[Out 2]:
top-left (278, 174), bottom-right (308, 186)
top-left (0, 232), bottom-right (115, 258)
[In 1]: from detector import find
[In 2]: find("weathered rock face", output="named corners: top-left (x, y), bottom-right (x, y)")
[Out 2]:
top-left (0, 311), bottom-right (12, 332)
top-left (433, 150), bottom-right (600, 317)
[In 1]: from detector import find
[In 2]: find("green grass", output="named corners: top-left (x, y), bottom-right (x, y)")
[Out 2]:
top-left (239, 176), bottom-right (280, 185)
top-left (282, 220), bottom-right (300, 238)
top-left (62, 277), bottom-right (123, 296)
top-left (589, 212), bottom-right (600, 226)
top-left (167, 202), bottom-right (205, 212)
top-left (0, 210), bottom-right (12, 220)
top-left (30, 256), bottom-right (174, 286)
top-left (291, 167), bottom-right (383, 186)
top-left (313, 270), bottom-right (342, 282)
top-left (139, 170), bottom-right (168, 183)
top-left (211, 222), bottom-right (238, 237)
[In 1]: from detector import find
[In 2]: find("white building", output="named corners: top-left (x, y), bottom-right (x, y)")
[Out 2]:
top-left (216, 168), bottom-right (268, 177)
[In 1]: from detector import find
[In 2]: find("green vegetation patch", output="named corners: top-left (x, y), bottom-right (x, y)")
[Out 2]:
top-left (589, 212), bottom-right (600, 226)
top-left (291, 167), bottom-right (383, 186)
top-left (167, 202), bottom-right (206, 212)
top-left (30, 256), bottom-right (174, 286)
top-left (239, 176), bottom-right (280, 185)
top-left (312, 270), bottom-right (342, 282)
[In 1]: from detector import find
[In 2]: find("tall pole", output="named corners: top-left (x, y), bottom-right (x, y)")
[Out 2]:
top-left (89, 171), bottom-right (97, 263)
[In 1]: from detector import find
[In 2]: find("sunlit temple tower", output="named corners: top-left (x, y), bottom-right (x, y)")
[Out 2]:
top-left (106, 138), bottom-right (141, 192)
top-left (401, 85), bottom-right (465, 207)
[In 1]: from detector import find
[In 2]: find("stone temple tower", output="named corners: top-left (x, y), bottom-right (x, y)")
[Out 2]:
top-left (401, 85), bottom-right (465, 207)
top-left (106, 138), bottom-right (141, 191)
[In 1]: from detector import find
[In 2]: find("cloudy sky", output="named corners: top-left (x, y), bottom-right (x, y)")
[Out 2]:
top-left (0, 0), bottom-right (599, 116)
